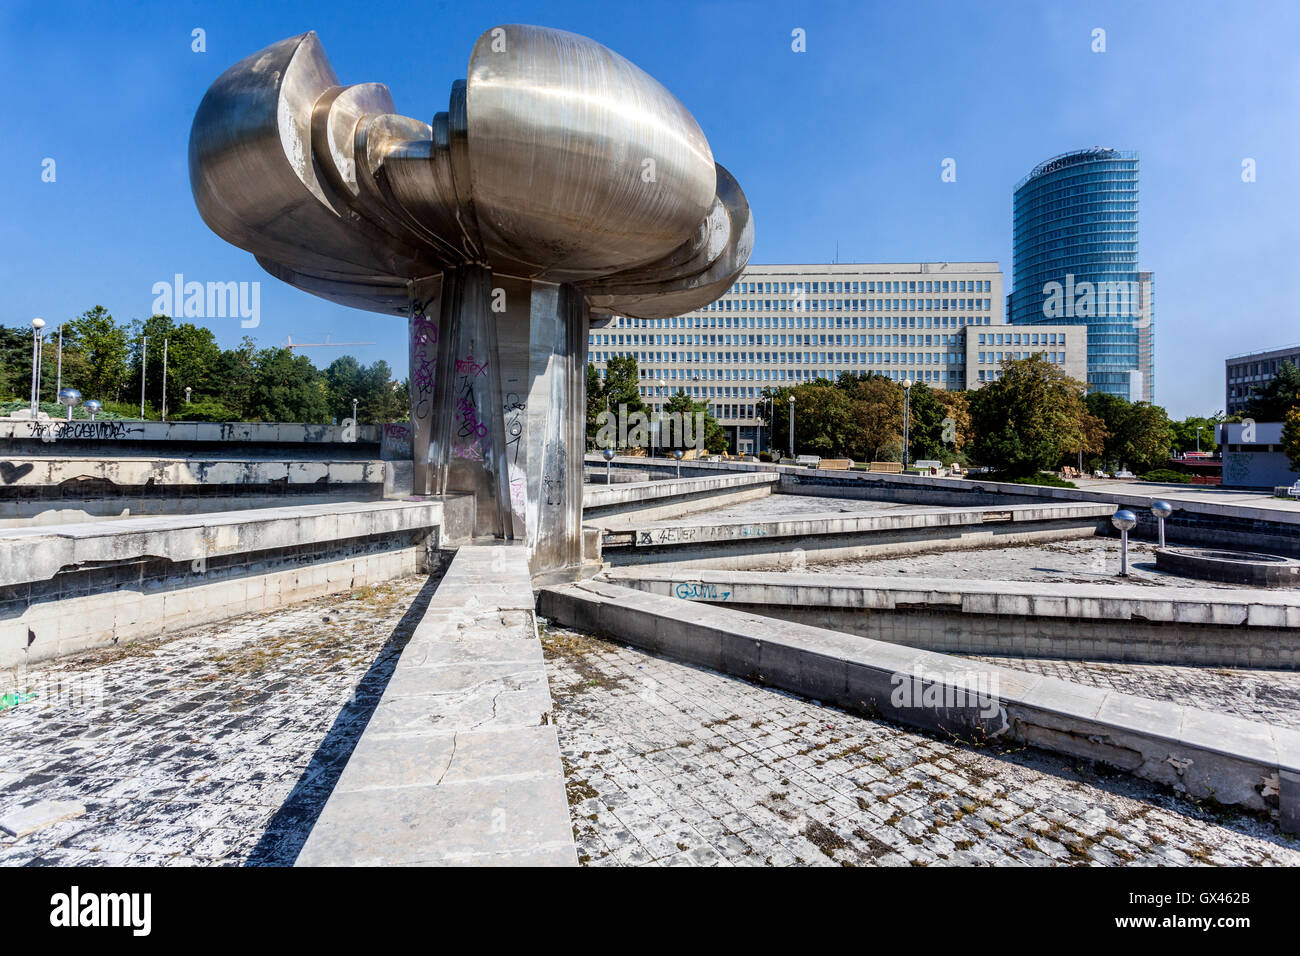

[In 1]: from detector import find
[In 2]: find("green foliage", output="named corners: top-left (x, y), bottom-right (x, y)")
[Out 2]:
top-left (1140, 468), bottom-right (1193, 484)
top-left (968, 354), bottom-right (1094, 477)
top-left (986, 472), bottom-right (1078, 488)
top-left (662, 390), bottom-right (728, 453)
top-left (1084, 391), bottom-right (1173, 472)
top-left (1169, 413), bottom-right (1222, 456)
top-left (1282, 407), bottom-right (1300, 473)
top-left (243, 348), bottom-right (331, 423)
top-left (1244, 361), bottom-right (1300, 421)
top-left (0, 311), bottom-right (406, 425)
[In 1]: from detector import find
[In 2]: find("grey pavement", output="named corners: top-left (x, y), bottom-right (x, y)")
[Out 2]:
top-left (0, 574), bottom-right (434, 866)
top-left (541, 624), bottom-right (1300, 867)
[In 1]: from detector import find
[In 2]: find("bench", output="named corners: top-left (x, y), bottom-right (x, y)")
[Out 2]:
top-left (818, 459), bottom-right (852, 471)
top-left (868, 461), bottom-right (903, 474)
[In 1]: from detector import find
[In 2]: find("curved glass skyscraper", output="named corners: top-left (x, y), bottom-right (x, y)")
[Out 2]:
top-left (1009, 148), bottom-right (1152, 400)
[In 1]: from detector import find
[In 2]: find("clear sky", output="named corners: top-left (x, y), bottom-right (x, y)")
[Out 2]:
top-left (3, 0), bottom-right (1297, 418)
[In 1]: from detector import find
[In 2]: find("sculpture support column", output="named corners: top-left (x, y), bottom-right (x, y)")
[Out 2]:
top-left (430, 265), bottom-right (512, 539)
top-left (407, 276), bottom-right (442, 496)
top-left (525, 282), bottom-right (589, 577)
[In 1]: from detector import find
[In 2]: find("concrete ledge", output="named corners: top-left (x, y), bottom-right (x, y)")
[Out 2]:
top-left (0, 456), bottom-right (385, 491)
top-left (0, 419), bottom-right (380, 445)
top-left (602, 569), bottom-right (1300, 668)
top-left (583, 471), bottom-right (777, 522)
top-left (539, 580), bottom-right (1300, 830)
top-left (0, 499), bottom-right (452, 587)
top-left (596, 502), bottom-right (1113, 569)
top-left (297, 544), bottom-right (576, 866)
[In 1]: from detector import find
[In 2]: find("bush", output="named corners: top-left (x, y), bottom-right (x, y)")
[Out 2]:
top-left (1140, 469), bottom-right (1192, 484)
top-left (986, 471), bottom-right (1077, 488)
top-left (758, 451), bottom-right (772, 462)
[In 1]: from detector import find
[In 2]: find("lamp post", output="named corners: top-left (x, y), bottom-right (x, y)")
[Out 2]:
top-left (787, 393), bottom-right (795, 460)
top-left (352, 397), bottom-right (358, 423)
top-left (84, 399), bottom-right (102, 421)
top-left (29, 318), bottom-right (45, 418)
top-left (602, 446), bottom-right (615, 484)
top-left (1111, 509), bottom-right (1136, 576)
top-left (56, 324), bottom-right (63, 397)
top-left (185, 386), bottom-right (192, 405)
top-left (1150, 500), bottom-right (1172, 549)
top-left (160, 337), bottom-right (169, 422)
top-left (57, 388), bottom-right (82, 422)
top-left (657, 378), bottom-right (666, 457)
top-left (1195, 426), bottom-right (1202, 454)
top-left (673, 448), bottom-right (683, 479)
top-left (902, 378), bottom-right (913, 470)
top-left (140, 335), bottom-right (147, 420)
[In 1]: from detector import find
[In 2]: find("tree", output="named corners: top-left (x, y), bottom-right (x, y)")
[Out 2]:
top-left (601, 355), bottom-right (646, 418)
top-left (784, 380), bottom-right (860, 457)
top-left (244, 347), bottom-right (330, 422)
top-left (1170, 413), bottom-right (1223, 455)
top-left (934, 389), bottom-right (971, 456)
top-left (968, 354), bottom-right (1092, 476)
top-left (838, 373), bottom-right (902, 461)
top-left (325, 356), bottom-right (404, 423)
top-left (214, 336), bottom-right (258, 419)
top-left (662, 390), bottom-right (727, 454)
top-left (1282, 406), bottom-right (1300, 473)
top-left (1084, 392), bottom-right (1173, 472)
top-left (62, 306), bottom-right (130, 403)
top-left (903, 382), bottom-right (949, 462)
top-left (1244, 361), bottom-right (1300, 421)
top-left (586, 362), bottom-right (605, 446)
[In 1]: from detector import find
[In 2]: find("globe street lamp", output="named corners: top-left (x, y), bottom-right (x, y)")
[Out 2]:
top-left (1111, 509), bottom-right (1137, 576)
top-left (787, 394), bottom-right (795, 460)
top-left (602, 446), bottom-right (615, 484)
top-left (57, 388), bottom-right (82, 422)
top-left (901, 378), bottom-right (913, 470)
top-left (1150, 500), bottom-right (1172, 549)
top-left (673, 447), bottom-right (683, 479)
top-left (185, 386), bottom-right (193, 405)
top-left (29, 318), bottom-right (46, 418)
top-left (84, 399), bottom-right (102, 421)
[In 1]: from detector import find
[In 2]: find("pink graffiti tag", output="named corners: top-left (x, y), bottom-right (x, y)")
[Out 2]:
top-left (455, 354), bottom-right (488, 377)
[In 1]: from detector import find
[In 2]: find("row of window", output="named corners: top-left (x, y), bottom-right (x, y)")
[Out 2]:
top-left (730, 279), bottom-right (994, 295)
top-left (701, 297), bottom-right (993, 313)
top-left (594, 332), bottom-right (974, 349)
top-left (977, 332), bottom-right (1068, 346)
top-left (619, 365), bottom-right (962, 403)
top-left (593, 314), bottom-right (991, 338)
top-left (977, 351), bottom-right (1067, 365)
top-left (594, 351), bottom-right (967, 368)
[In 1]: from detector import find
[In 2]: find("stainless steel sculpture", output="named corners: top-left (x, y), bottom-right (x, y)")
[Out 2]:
top-left (189, 24), bottom-right (752, 577)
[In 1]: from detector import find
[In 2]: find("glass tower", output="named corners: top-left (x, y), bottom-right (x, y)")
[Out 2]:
top-left (1009, 148), bottom-right (1151, 399)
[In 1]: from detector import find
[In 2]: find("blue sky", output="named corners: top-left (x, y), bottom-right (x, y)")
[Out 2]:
top-left (2, 0), bottom-right (1298, 418)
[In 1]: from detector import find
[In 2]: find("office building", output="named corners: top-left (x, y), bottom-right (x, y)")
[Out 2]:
top-left (1225, 343), bottom-right (1300, 415)
top-left (1008, 148), bottom-right (1153, 401)
top-left (589, 262), bottom-right (1076, 454)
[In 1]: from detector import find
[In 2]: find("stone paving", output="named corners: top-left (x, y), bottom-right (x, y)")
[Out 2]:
top-left (972, 655), bottom-right (1300, 732)
top-left (0, 574), bottom-right (436, 866)
top-left (540, 623), bottom-right (1300, 867)
top-left (809, 537), bottom-right (1244, 589)
top-left (688, 493), bottom-right (919, 521)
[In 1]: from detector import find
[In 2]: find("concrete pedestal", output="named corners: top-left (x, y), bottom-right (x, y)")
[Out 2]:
top-left (408, 268), bottom-right (589, 578)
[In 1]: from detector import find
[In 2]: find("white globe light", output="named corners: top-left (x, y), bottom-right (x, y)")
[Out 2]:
top-left (32, 317), bottom-right (45, 330)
